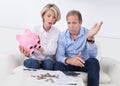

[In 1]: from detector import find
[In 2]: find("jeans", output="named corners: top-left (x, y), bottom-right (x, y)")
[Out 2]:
top-left (24, 58), bottom-right (54, 70)
top-left (54, 58), bottom-right (100, 86)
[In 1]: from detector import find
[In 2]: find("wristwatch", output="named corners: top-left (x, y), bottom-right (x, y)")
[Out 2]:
top-left (87, 38), bottom-right (95, 43)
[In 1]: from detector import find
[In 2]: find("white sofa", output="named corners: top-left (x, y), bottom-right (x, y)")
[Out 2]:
top-left (0, 42), bottom-right (120, 86)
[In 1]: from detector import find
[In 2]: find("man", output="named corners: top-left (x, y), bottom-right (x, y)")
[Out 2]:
top-left (54, 10), bottom-right (103, 86)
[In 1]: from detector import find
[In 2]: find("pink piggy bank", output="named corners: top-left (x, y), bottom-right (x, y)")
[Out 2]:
top-left (16, 29), bottom-right (41, 54)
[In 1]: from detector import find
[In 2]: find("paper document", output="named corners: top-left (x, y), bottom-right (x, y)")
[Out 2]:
top-left (28, 70), bottom-right (77, 85)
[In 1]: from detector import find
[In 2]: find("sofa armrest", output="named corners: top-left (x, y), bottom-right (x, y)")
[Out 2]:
top-left (100, 57), bottom-right (120, 86)
top-left (0, 52), bottom-right (24, 80)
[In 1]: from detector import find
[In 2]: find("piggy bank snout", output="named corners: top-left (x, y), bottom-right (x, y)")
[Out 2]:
top-left (39, 46), bottom-right (41, 48)
top-left (31, 51), bottom-right (34, 54)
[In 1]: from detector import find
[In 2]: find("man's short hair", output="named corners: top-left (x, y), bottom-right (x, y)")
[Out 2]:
top-left (66, 10), bottom-right (82, 22)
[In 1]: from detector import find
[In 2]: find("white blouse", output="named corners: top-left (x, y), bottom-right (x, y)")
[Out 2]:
top-left (30, 25), bottom-right (60, 60)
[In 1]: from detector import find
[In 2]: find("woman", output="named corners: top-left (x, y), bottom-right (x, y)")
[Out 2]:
top-left (19, 4), bottom-right (61, 70)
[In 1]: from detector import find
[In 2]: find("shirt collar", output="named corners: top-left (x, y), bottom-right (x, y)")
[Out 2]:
top-left (41, 25), bottom-right (53, 33)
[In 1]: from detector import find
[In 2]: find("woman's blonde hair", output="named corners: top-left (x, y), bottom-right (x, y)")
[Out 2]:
top-left (41, 4), bottom-right (61, 24)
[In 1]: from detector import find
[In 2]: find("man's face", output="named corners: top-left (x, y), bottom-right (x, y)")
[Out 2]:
top-left (66, 15), bottom-right (82, 35)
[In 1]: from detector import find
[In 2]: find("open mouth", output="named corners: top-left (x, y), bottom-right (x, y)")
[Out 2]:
top-left (48, 22), bottom-right (52, 25)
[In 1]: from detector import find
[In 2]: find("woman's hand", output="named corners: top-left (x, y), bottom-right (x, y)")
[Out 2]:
top-left (19, 45), bottom-right (30, 57)
top-left (37, 47), bottom-right (44, 53)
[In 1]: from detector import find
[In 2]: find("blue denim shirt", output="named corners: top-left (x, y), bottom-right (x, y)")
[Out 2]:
top-left (56, 27), bottom-right (97, 64)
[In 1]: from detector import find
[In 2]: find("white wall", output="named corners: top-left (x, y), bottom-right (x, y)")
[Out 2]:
top-left (0, 0), bottom-right (120, 61)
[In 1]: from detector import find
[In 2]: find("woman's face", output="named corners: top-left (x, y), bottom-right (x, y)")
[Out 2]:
top-left (43, 9), bottom-right (56, 30)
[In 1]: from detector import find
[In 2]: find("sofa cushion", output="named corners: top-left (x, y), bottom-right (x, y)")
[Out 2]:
top-left (0, 54), bottom-right (17, 80)
top-left (79, 71), bottom-right (111, 84)
top-left (0, 53), bottom-right (24, 80)
top-left (12, 65), bottom-right (26, 74)
top-left (95, 41), bottom-right (102, 62)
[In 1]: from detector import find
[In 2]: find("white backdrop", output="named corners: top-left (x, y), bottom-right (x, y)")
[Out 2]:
top-left (0, 0), bottom-right (120, 60)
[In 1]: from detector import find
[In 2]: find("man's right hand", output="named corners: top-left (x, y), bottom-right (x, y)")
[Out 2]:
top-left (65, 53), bottom-right (85, 67)
top-left (19, 46), bottom-right (30, 57)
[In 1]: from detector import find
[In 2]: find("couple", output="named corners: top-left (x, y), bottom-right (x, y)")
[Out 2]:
top-left (19, 4), bottom-right (103, 86)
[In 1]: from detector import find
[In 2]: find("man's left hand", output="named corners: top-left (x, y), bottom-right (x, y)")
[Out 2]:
top-left (88, 21), bottom-right (103, 39)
